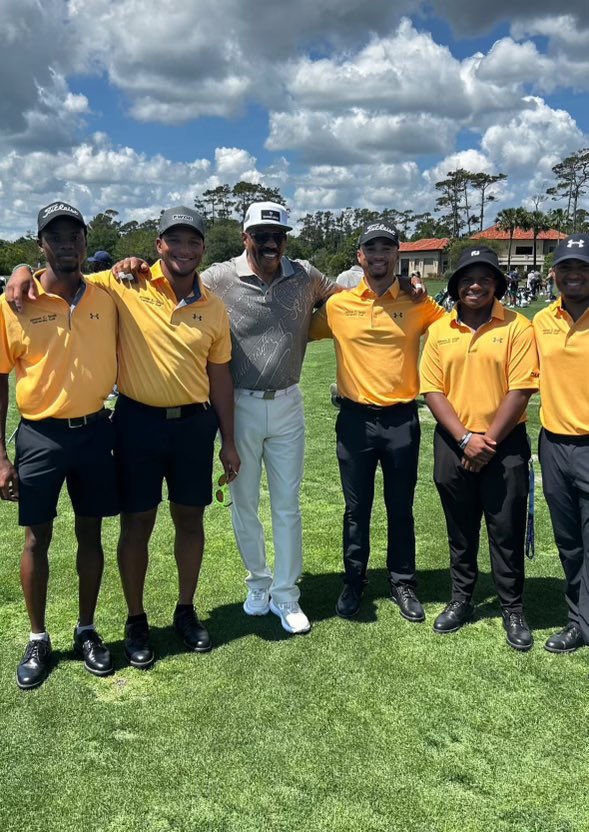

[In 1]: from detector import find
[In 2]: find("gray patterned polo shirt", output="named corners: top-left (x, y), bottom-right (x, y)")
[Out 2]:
top-left (201, 252), bottom-right (334, 390)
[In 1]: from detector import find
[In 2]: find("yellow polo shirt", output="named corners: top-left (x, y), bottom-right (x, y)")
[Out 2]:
top-left (0, 275), bottom-right (117, 420)
top-left (420, 300), bottom-right (539, 432)
top-left (90, 261), bottom-right (231, 407)
top-left (309, 277), bottom-right (445, 405)
top-left (533, 298), bottom-right (589, 435)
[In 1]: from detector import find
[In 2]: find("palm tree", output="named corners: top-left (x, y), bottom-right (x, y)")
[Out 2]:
top-left (496, 208), bottom-right (527, 272)
top-left (520, 210), bottom-right (550, 269)
top-left (547, 208), bottom-right (569, 240)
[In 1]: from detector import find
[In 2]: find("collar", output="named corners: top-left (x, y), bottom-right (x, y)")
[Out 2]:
top-left (351, 275), bottom-right (400, 299)
top-left (235, 250), bottom-right (295, 280)
top-left (150, 259), bottom-right (203, 304)
top-left (32, 269), bottom-right (87, 301)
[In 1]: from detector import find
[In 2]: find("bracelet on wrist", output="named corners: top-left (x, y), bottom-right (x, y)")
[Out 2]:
top-left (458, 432), bottom-right (473, 450)
top-left (11, 263), bottom-right (33, 274)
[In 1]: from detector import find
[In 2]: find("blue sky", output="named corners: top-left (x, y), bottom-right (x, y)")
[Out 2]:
top-left (1, 0), bottom-right (588, 238)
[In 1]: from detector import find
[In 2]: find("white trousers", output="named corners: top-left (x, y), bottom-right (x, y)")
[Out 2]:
top-left (230, 386), bottom-right (305, 604)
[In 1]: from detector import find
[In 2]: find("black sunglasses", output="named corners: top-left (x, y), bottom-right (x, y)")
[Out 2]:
top-left (248, 230), bottom-right (287, 244)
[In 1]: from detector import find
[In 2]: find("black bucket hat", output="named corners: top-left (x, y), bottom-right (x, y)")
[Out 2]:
top-left (448, 245), bottom-right (507, 301)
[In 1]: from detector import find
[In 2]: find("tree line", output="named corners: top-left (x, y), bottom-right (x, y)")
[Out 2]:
top-left (1, 149), bottom-right (588, 277)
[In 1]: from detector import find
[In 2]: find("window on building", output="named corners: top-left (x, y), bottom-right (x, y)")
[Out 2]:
top-left (515, 246), bottom-right (533, 255)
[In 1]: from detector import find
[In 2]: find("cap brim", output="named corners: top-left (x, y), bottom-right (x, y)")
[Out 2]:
top-left (358, 231), bottom-right (399, 246)
top-left (553, 253), bottom-right (589, 266)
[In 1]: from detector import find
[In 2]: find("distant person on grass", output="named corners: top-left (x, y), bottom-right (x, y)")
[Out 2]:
top-left (533, 234), bottom-right (589, 654)
top-left (309, 222), bottom-right (443, 622)
top-left (420, 246), bottom-right (539, 651)
top-left (0, 202), bottom-right (119, 689)
top-left (8, 207), bottom-right (240, 670)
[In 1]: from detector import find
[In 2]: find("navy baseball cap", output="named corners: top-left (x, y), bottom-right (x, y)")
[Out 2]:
top-left (87, 250), bottom-right (112, 264)
top-left (158, 206), bottom-right (206, 238)
top-left (358, 222), bottom-right (399, 247)
top-left (448, 246), bottom-right (507, 300)
top-left (553, 233), bottom-right (589, 266)
top-left (38, 202), bottom-right (86, 234)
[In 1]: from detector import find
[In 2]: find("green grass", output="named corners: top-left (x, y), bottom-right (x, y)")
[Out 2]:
top-left (1, 292), bottom-right (588, 832)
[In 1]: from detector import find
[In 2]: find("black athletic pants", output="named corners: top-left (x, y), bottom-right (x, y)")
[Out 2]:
top-left (539, 429), bottom-right (589, 644)
top-left (336, 399), bottom-right (420, 588)
top-left (433, 423), bottom-right (530, 612)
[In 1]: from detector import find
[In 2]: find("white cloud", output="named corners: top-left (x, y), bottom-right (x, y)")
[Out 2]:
top-left (481, 97), bottom-right (584, 177)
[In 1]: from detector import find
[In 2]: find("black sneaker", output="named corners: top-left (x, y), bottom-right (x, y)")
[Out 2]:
top-left (390, 584), bottom-right (425, 622)
top-left (502, 611), bottom-right (533, 652)
top-left (16, 638), bottom-right (52, 690)
top-left (173, 606), bottom-right (212, 653)
top-left (124, 618), bottom-right (155, 669)
top-left (73, 628), bottom-right (114, 676)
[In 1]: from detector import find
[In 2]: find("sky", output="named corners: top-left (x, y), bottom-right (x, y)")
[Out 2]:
top-left (1, 0), bottom-right (588, 239)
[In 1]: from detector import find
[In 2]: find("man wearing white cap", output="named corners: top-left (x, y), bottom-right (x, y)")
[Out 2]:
top-left (201, 202), bottom-right (336, 634)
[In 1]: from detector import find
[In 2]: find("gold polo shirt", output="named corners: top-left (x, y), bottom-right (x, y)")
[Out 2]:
top-left (420, 300), bottom-right (539, 432)
top-left (91, 261), bottom-right (232, 407)
top-left (309, 277), bottom-right (445, 405)
top-left (533, 298), bottom-right (589, 435)
top-left (0, 274), bottom-right (118, 419)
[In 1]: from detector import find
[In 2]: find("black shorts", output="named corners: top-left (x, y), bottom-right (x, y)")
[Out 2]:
top-left (15, 414), bottom-right (120, 527)
top-left (113, 395), bottom-right (219, 513)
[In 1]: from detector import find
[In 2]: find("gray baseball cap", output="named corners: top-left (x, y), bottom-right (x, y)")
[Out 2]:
top-left (158, 206), bottom-right (206, 238)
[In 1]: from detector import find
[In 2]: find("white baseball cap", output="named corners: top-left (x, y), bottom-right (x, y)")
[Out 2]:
top-left (243, 201), bottom-right (292, 232)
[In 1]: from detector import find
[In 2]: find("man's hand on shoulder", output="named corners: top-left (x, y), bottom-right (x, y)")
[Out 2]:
top-left (6, 266), bottom-right (37, 313)
top-left (398, 274), bottom-right (427, 303)
top-left (112, 257), bottom-right (151, 282)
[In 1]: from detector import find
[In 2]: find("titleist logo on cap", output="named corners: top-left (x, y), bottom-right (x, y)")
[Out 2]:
top-left (42, 202), bottom-right (82, 219)
top-left (261, 209), bottom-right (281, 221)
top-left (365, 223), bottom-right (395, 235)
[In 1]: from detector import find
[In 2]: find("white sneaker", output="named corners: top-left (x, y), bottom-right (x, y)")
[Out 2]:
top-left (243, 588), bottom-right (270, 616)
top-left (269, 599), bottom-right (311, 634)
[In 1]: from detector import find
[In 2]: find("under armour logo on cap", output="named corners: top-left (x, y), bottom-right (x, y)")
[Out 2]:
top-left (553, 233), bottom-right (589, 266)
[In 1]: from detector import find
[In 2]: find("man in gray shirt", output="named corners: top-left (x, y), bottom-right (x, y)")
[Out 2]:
top-left (202, 202), bottom-right (335, 634)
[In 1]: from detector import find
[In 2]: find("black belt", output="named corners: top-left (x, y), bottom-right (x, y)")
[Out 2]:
top-left (22, 408), bottom-right (110, 429)
top-left (340, 398), bottom-right (416, 413)
top-left (543, 428), bottom-right (589, 446)
top-left (117, 394), bottom-right (210, 419)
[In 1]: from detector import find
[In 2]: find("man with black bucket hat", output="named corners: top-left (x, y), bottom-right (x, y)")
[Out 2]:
top-left (420, 245), bottom-right (539, 650)
top-left (533, 233), bottom-right (589, 654)
top-left (0, 202), bottom-right (120, 688)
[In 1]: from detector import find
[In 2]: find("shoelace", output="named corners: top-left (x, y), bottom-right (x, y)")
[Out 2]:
top-left (250, 590), bottom-right (268, 601)
top-left (398, 586), bottom-right (417, 602)
top-left (80, 630), bottom-right (103, 648)
top-left (277, 602), bottom-right (300, 613)
top-left (506, 612), bottom-right (526, 628)
top-left (24, 640), bottom-right (49, 661)
top-left (446, 600), bottom-right (468, 613)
